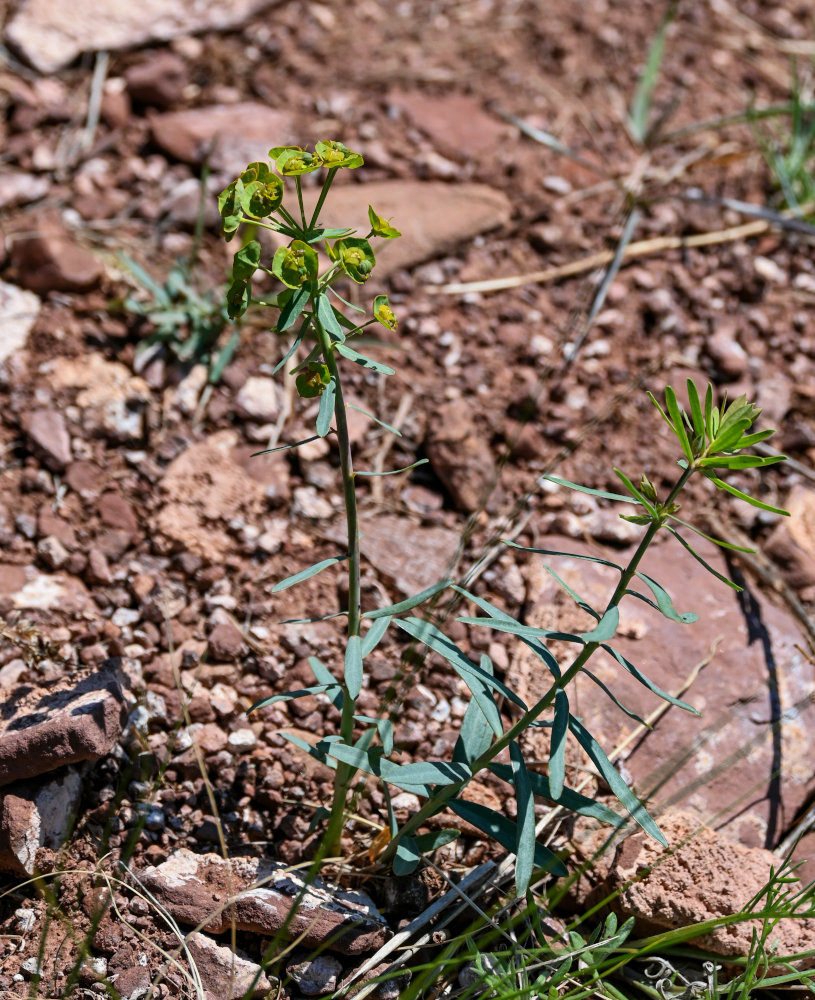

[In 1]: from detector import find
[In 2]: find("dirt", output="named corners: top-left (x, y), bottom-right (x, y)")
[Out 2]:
top-left (1, 0), bottom-right (815, 996)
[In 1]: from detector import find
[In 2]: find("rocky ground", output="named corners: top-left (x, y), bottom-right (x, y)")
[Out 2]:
top-left (1, 0), bottom-right (815, 997)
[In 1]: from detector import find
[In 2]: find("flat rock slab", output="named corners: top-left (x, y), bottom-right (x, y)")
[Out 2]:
top-left (0, 281), bottom-right (40, 365)
top-left (606, 810), bottom-right (815, 963)
top-left (0, 768), bottom-right (82, 876)
top-left (0, 660), bottom-right (128, 786)
top-left (5, 0), bottom-right (277, 74)
top-left (137, 848), bottom-right (390, 955)
top-left (359, 514), bottom-right (460, 598)
top-left (303, 180), bottom-right (512, 277)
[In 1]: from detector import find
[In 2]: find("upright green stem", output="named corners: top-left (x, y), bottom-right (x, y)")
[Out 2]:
top-left (311, 294), bottom-right (362, 856)
top-left (382, 465), bottom-right (695, 863)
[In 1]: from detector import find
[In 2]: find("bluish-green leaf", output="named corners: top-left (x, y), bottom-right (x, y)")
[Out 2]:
top-left (448, 799), bottom-right (567, 876)
top-left (502, 543), bottom-right (624, 573)
top-left (308, 656), bottom-right (343, 710)
top-left (454, 697), bottom-right (495, 765)
top-left (540, 475), bottom-right (636, 504)
top-left (666, 515), bottom-right (754, 552)
top-left (316, 376), bottom-right (335, 437)
top-left (580, 606), bottom-right (619, 642)
top-left (278, 285), bottom-right (310, 331)
top-left (490, 763), bottom-right (624, 827)
top-left (393, 835), bottom-right (420, 876)
top-left (632, 571), bottom-right (698, 623)
top-left (315, 293), bottom-right (345, 340)
top-left (365, 580), bottom-right (452, 620)
top-left (281, 733), bottom-right (338, 770)
top-left (665, 526), bottom-right (742, 590)
top-left (271, 327), bottom-right (305, 375)
top-left (325, 741), bottom-right (382, 776)
top-left (345, 635), bottom-right (363, 699)
top-left (248, 683), bottom-right (340, 714)
top-left (543, 567), bottom-right (601, 620)
top-left (335, 341), bottom-right (395, 374)
top-left (707, 476), bottom-right (790, 516)
top-left (568, 717), bottom-right (666, 844)
top-left (583, 668), bottom-right (645, 722)
top-left (550, 689), bottom-right (569, 799)
top-left (415, 830), bottom-right (460, 852)
top-left (360, 616), bottom-right (390, 657)
top-left (354, 714), bottom-right (394, 756)
top-left (602, 644), bottom-right (699, 713)
top-left (395, 617), bottom-right (528, 711)
top-left (459, 617), bottom-right (585, 646)
top-left (346, 402), bottom-right (402, 437)
top-left (510, 743), bottom-right (536, 896)
top-left (272, 554), bottom-right (349, 592)
top-left (252, 434), bottom-right (320, 456)
top-left (355, 458), bottom-right (429, 477)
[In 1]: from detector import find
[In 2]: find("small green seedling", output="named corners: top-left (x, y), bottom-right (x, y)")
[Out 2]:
top-left (218, 141), bottom-right (787, 894)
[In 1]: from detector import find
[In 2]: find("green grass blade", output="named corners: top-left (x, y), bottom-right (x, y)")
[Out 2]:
top-left (628, 2), bottom-right (676, 144)
top-left (271, 554), bottom-right (349, 592)
top-left (568, 717), bottom-right (666, 844)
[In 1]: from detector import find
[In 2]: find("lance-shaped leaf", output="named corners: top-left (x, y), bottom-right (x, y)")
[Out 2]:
top-left (393, 835), bottom-right (420, 876)
top-left (544, 566), bottom-right (601, 621)
top-left (458, 617), bottom-right (585, 646)
top-left (355, 459), bottom-right (429, 477)
top-left (272, 554), bottom-right (349, 592)
top-left (335, 341), bottom-right (395, 375)
top-left (278, 285), bottom-right (310, 331)
top-left (360, 615), bottom-right (391, 656)
top-left (454, 695), bottom-right (496, 765)
top-left (540, 475), bottom-right (637, 504)
top-left (601, 644), bottom-right (698, 713)
top-left (365, 580), bottom-right (452, 620)
top-left (448, 799), bottom-right (567, 876)
top-left (631, 571), bottom-right (698, 623)
top-left (248, 683), bottom-right (341, 714)
top-left (579, 606), bottom-right (619, 642)
top-left (666, 515), bottom-right (754, 553)
top-left (549, 689), bottom-right (569, 799)
top-left (686, 378), bottom-right (705, 438)
top-left (510, 743), bottom-right (536, 895)
top-left (354, 714), bottom-right (394, 756)
top-left (697, 454), bottom-right (786, 470)
top-left (315, 293), bottom-right (345, 341)
top-left (252, 434), bottom-right (320, 456)
top-left (345, 635), bottom-right (363, 699)
top-left (346, 402), bottom-right (402, 436)
top-left (308, 656), bottom-right (343, 710)
top-left (665, 526), bottom-right (742, 590)
top-left (583, 667), bottom-right (645, 722)
top-left (281, 733), bottom-right (338, 770)
top-left (490, 763), bottom-right (624, 827)
top-left (395, 617), bottom-right (528, 711)
top-left (568, 716), bottom-right (666, 845)
top-left (316, 376), bottom-right (335, 437)
top-left (704, 475), bottom-right (790, 516)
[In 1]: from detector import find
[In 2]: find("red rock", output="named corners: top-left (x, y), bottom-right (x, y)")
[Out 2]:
top-left (0, 768), bottom-right (82, 875)
top-left (424, 399), bottom-right (496, 513)
top-left (207, 622), bottom-right (245, 661)
top-left (64, 461), bottom-right (105, 499)
top-left (186, 932), bottom-right (273, 1000)
top-left (0, 661), bottom-right (128, 786)
top-left (137, 848), bottom-right (390, 955)
top-left (85, 548), bottom-right (112, 585)
top-left (97, 490), bottom-right (139, 536)
top-left (22, 408), bottom-right (72, 470)
top-left (125, 51), bottom-right (188, 109)
top-left (37, 506), bottom-right (77, 548)
top-left (10, 218), bottom-right (102, 293)
top-left (388, 90), bottom-right (507, 161)
top-left (358, 515), bottom-right (459, 599)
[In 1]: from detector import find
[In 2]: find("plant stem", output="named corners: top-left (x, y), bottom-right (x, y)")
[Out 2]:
top-left (381, 465), bottom-right (694, 863)
top-left (311, 293), bottom-right (362, 857)
top-left (309, 168), bottom-right (338, 231)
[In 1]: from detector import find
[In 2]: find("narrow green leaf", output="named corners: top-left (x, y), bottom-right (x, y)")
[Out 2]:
top-left (272, 554), bottom-right (349, 592)
top-left (665, 526), bottom-right (742, 589)
top-left (633, 571), bottom-right (698, 623)
top-left (583, 668), bottom-right (646, 722)
top-left (281, 733), bottom-right (338, 770)
top-left (550, 689), bottom-right (569, 799)
top-left (665, 385), bottom-right (693, 462)
top-left (666, 514), bottom-right (755, 552)
top-left (647, 390), bottom-right (676, 437)
top-left (490, 763), bottom-right (624, 827)
top-left (355, 458), bottom-right (429, 477)
top-left (705, 383), bottom-right (714, 437)
top-left (707, 477), bottom-right (790, 516)
top-left (708, 418), bottom-right (754, 454)
top-left (335, 341), bottom-right (395, 374)
top-left (326, 741), bottom-right (383, 776)
top-left (365, 580), bottom-right (452, 620)
top-left (308, 656), bottom-right (343, 710)
top-left (278, 611), bottom-right (347, 624)
top-left (686, 379), bottom-right (704, 437)
top-left (542, 567), bottom-right (601, 620)
top-left (541, 474), bottom-right (636, 504)
top-left (698, 454), bottom-right (786, 470)
top-left (628, 1), bottom-right (675, 143)
top-left (393, 835), bottom-right (420, 876)
top-left (510, 743), bottom-right (536, 896)
top-left (251, 434), bottom-right (320, 456)
top-left (361, 615), bottom-right (390, 657)
top-left (503, 543), bottom-right (624, 574)
top-left (580, 606), bottom-right (619, 642)
top-left (248, 683), bottom-right (340, 713)
top-left (448, 799), bottom-right (567, 876)
top-left (316, 377), bottom-right (335, 437)
top-left (613, 468), bottom-right (657, 517)
top-left (568, 717), bottom-right (666, 844)
top-left (316, 293), bottom-right (345, 341)
top-left (394, 617), bottom-right (528, 711)
top-left (278, 285), bottom-right (310, 331)
top-left (345, 635), bottom-right (363, 699)
top-left (602, 643), bottom-right (699, 713)
top-left (454, 697), bottom-right (495, 765)
top-left (383, 760), bottom-right (471, 787)
top-left (346, 402), bottom-right (402, 437)
top-left (734, 429), bottom-right (774, 449)
top-left (458, 617), bottom-right (585, 646)
top-left (354, 714), bottom-right (394, 756)
top-left (414, 830), bottom-right (460, 852)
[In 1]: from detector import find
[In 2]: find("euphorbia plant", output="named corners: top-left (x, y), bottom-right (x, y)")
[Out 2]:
top-left (219, 142), bottom-right (788, 894)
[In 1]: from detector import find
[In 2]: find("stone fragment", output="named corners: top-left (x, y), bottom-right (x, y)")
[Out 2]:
top-left (706, 325), bottom-right (748, 379)
top-left (37, 535), bottom-right (69, 570)
top-left (97, 491), bottom-right (140, 537)
top-left (37, 507), bottom-right (77, 548)
top-left (151, 103), bottom-right (296, 175)
top-left (765, 484), bottom-right (815, 589)
top-left (424, 399), bottom-right (497, 512)
top-left (137, 848), bottom-right (390, 955)
top-left (125, 51), bottom-right (188, 109)
top-left (0, 768), bottom-right (82, 875)
top-left (286, 954), bottom-right (343, 996)
top-left (9, 218), bottom-right (102, 293)
top-left (0, 660), bottom-right (128, 786)
top-left (10, 569), bottom-right (91, 613)
top-left (606, 810), bottom-right (815, 961)
top-left (302, 181), bottom-right (511, 277)
top-left (49, 354), bottom-right (151, 443)
top-left (359, 515), bottom-right (459, 598)
top-left (510, 534), bottom-right (815, 849)
top-left (388, 91), bottom-right (507, 161)
top-left (21, 409), bottom-right (72, 470)
top-left (86, 548), bottom-right (113, 585)
top-left (186, 932), bottom-right (273, 1000)
top-left (5, 0), bottom-right (277, 74)
top-left (208, 622), bottom-right (245, 661)
top-left (0, 172), bottom-right (49, 210)
top-left (235, 376), bottom-right (281, 423)
top-left (0, 280), bottom-right (40, 364)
